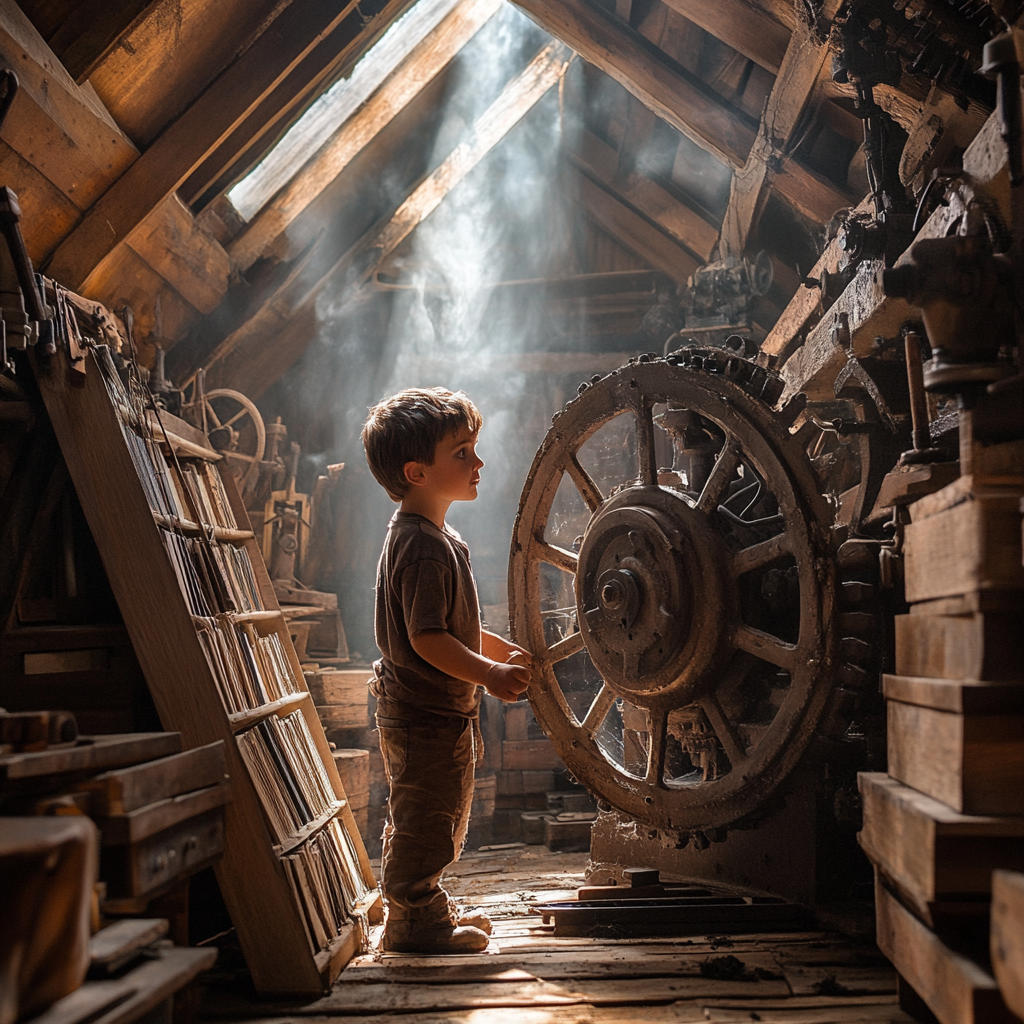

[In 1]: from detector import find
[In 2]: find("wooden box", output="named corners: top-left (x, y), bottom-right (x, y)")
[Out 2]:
top-left (332, 749), bottom-right (369, 809)
top-left (904, 482), bottom-right (1024, 603)
top-left (884, 675), bottom-right (1024, 815)
top-left (875, 874), bottom-right (1016, 1024)
top-left (858, 773), bottom-right (1024, 925)
top-left (308, 669), bottom-right (370, 729)
top-left (895, 612), bottom-right (1023, 681)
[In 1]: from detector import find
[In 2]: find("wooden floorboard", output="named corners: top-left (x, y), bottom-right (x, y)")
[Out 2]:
top-left (198, 846), bottom-right (912, 1023)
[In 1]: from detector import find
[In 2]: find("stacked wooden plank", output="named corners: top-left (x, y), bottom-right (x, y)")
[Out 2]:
top-left (859, 453), bottom-right (1024, 1023)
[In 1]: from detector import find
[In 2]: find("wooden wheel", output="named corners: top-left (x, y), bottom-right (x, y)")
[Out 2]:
top-left (509, 357), bottom-right (838, 837)
top-left (203, 389), bottom-right (266, 493)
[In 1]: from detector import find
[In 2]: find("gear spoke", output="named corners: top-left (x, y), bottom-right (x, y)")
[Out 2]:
top-left (635, 400), bottom-right (658, 486)
top-left (733, 623), bottom-right (798, 671)
top-left (545, 629), bottom-right (584, 664)
top-left (568, 455), bottom-right (604, 512)
top-left (696, 442), bottom-right (741, 513)
top-left (699, 693), bottom-right (748, 767)
top-left (536, 541), bottom-right (578, 576)
top-left (646, 707), bottom-right (668, 786)
top-left (732, 532), bottom-right (791, 576)
top-left (582, 683), bottom-right (614, 734)
top-left (222, 452), bottom-right (257, 463)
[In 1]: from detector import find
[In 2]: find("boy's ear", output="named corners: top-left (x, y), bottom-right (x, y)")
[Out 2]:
top-left (403, 460), bottom-right (427, 488)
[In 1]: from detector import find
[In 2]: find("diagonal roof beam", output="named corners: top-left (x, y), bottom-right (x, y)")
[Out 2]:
top-left (194, 40), bottom-right (573, 384)
top-left (719, 2), bottom-right (842, 257)
top-left (346, 40), bottom-right (573, 287)
top-left (44, 0), bottom-right (411, 290)
top-left (229, 0), bottom-right (502, 272)
top-left (510, 0), bottom-right (853, 225)
top-left (659, 0), bottom-right (791, 74)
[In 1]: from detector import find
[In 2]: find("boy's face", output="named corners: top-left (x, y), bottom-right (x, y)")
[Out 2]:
top-left (407, 425), bottom-right (483, 503)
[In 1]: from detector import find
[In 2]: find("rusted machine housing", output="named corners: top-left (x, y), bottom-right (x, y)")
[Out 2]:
top-left (508, 60), bottom-right (1022, 903)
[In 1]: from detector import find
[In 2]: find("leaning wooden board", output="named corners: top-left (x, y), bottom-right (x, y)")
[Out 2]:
top-left (31, 346), bottom-right (379, 995)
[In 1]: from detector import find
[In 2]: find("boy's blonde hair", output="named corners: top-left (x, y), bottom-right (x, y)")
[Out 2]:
top-left (362, 387), bottom-right (482, 500)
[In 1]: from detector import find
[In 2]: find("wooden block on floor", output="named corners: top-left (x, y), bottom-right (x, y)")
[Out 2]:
top-left (332, 749), bottom-right (369, 808)
top-left (904, 484), bottom-right (1024, 603)
top-left (858, 773), bottom-right (1024, 925)
top-left (502, 739), bottom-right (563, 771)
top-left (316, 703), bottom-right (369, 730)
top-left (472, 774), bottom-right (496, 817)
top-left (885, 682), bottom-right (1024, 815)
top-left (992, 870), bottom-right (1024, 1020)
top-left (545, 812), bottom-right (595, 852)
top-left (895, 613), bottom-right (1024, 681)
top-left (875, 873), bottom-right (1017, 1023)
top-left (306, 669), bottom-right (370, 709)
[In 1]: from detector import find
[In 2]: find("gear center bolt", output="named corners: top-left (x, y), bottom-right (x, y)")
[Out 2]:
top-left (575, 487), bottom-right (733, 707)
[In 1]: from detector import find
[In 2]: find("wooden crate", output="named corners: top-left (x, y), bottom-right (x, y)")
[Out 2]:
top-left (895, 612), bottom-right (1023, 681)
top-left (875, 874), bottom-right (1017, 1024)
top-left (904, 481), bottom-right (1024, 604)
top-left (884, 675), bottom-right (1024, 815)
top-left (308, 669), bottom-right (370, 729)
top-left (858, 773), bottom-right (1024, 925)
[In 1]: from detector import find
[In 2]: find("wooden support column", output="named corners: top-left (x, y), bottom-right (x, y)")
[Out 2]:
top-left (510, 0), bottom-right (852, 225)
top-left (229, 0), bottom-right (502, 272)
top-left (719, 3), bottom-right (842, 258)
top-left (43, 0), bottom-right (386, 290)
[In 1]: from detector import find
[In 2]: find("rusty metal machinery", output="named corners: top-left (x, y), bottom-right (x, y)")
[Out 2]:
top-left (506, 354), bottom-right (895, 842)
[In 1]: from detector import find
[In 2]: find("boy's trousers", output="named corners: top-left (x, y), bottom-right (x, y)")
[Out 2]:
top-left (376, 705), bottom-right (479, 929)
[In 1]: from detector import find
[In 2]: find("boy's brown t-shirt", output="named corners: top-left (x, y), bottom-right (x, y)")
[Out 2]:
top-left (373, 511), bottom-right (482, 719)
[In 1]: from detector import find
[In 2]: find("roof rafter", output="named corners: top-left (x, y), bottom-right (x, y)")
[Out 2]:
top-left (510, 0), bottom-right (853, 225)
top-left (229, 0), bottom-right (503, 273)
top-left (719, 1), bottom-right (842, 257)
top-left (189, 39), bottom-right (573, 386)
top-left (44, 0), bottom-right (410, 290)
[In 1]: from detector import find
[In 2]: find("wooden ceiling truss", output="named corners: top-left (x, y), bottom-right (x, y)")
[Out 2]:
top-left (0, 0), bottom-right (999, 398)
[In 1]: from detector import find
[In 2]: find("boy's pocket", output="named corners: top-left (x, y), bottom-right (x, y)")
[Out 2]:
top-left (378, 721), bottom-right (408, 781)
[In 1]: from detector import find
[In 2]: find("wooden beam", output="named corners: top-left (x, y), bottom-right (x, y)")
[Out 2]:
top-left (195, 41), bottom-right (572, 384)
top-left (568, 128), bottom-right (718, 263)
top-left (660, 0), bottom-right (790, 74)
top-left (720, 4), bottom-right (840, 257)
top-left (0, 0), bottom-right (138, 213)
top-left (229, 0), bottom-right (502, 272)
top-left (44, 0), bottom-right (364, 290)
top-left (354, 41), bottom-right (573, 284)
top-left (180, 0), bottom-right (416, 210)
top-left (567, 166), bottom-right (698, 285)
top-left (36, 0), bottom-right (162, 83)
top-left (512, 0), bottom-right (751, 168)
top-left (509, 0), bottom-right (852, 224)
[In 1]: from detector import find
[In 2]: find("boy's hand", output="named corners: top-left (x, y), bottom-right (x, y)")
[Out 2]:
top-left (482, 660), bottom-right (532, 702)
top-left (481, 630), bottom-right (534, 668)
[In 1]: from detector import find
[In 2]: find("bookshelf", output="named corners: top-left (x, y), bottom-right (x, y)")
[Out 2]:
top-left (31, 344), bottom-right (381, 996)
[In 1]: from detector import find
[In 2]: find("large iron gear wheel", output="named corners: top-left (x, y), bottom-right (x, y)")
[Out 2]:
top-left (508, 355), bottom-right (839, 836)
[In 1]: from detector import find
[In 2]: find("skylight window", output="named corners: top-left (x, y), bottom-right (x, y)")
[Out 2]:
top-left (229, 0), bottom-right (462, 221)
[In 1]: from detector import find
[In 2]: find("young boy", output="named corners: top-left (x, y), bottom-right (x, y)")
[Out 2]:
top-left (361, 387), bottom-right (533, 954)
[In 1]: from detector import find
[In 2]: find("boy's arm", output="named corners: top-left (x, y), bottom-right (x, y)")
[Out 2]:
top-left (411, 630), bottom-right (531, 702)
top-left (480, 629), bottom-right (532, 664)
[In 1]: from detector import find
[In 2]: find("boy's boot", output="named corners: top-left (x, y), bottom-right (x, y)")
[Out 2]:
top-left (448, 896), bottom-right (492, 935)
top-left (382, 922), bottom-right (489, 954)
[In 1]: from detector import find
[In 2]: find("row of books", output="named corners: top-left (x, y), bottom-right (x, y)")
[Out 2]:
top-left (237, 711), bottom-right (337, 845)
top-left (173, 460), bottom-right (238, 530)
top-left (283, 818), bottom-right (371, 953)
top-left (163, 531), bottom-right (262, 617)
top-left (198, 617), bottom-right (301, 714)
